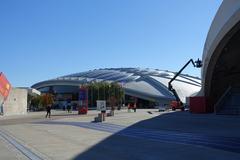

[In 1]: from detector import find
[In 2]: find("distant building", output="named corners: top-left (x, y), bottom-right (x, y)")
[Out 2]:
top-left (32, 68), bottom-right (201, 109)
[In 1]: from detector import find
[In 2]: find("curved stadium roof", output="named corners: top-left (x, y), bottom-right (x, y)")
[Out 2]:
top-left (32, 68), bottom-right (201, 103)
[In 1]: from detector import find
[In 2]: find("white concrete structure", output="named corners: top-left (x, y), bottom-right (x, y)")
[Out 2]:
top-left (0, 88), bottom-right (41, 116)
top-left (200, 0), bottom-right (240, 97)
top-left (2, 88), bottom-right (28, 116)
top-left (198, 0), bottom-right (240, 113)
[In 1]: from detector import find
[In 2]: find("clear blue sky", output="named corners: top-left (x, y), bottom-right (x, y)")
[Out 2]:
top-left (0, 0), bottom-right (222, 87)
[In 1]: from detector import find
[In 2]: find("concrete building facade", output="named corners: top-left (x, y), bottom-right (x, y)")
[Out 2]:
top-left (0, 88), bottom-right (40, 116)
top-left (1, 88), bottom-right (28, 116)
top-left (197, 0), bottom-right (240, 114)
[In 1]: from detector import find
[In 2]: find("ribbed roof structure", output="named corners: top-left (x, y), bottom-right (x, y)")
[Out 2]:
top-left (32, 68), bottom-right (201, 103)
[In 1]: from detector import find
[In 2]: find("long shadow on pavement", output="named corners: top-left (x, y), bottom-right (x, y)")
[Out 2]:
top-left (38, 111), bottom-right (240, 160)
top-left (74, 111), bottom-right (240, 160)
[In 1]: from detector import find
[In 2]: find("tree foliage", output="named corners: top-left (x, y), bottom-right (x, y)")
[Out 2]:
top-left (28, 94), bottom-right (54, 111)
top-left (86, 82), bottom-right (124, 107)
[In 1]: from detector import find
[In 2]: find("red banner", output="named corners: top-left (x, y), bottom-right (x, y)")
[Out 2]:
top-left (0, 72), bottom-right (11, 100)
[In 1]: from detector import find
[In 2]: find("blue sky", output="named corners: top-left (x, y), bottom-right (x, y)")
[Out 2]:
top-left (0, 0), bottom-right (222, 87)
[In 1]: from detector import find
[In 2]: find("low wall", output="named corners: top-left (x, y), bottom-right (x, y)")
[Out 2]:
top-left (3, 88), bottom-right (28, 116)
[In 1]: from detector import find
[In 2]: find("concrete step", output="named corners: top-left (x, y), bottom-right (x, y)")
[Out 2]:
top-left (216, 87), bottom-right (240, 115)
top-left (217, 107), bottom-right (240, 115)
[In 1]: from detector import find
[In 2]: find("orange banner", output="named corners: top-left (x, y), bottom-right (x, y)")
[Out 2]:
top-left (0, 72), bottom-right (11, 100)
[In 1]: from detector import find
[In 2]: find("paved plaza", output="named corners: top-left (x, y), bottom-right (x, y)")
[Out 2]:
top-left (0, 109), bottom-right (240, 160)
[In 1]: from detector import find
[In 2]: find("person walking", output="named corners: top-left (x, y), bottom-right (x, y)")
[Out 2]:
top-left (67, 99), bottom-right (71, 113)
top-left (43, 93), bottom-right (54, 118)
top-left (46, 104), bottom-right (51, 118)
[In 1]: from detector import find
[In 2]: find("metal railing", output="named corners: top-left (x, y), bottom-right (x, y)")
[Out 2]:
top-left (214, 86), bottom-right (232, 114)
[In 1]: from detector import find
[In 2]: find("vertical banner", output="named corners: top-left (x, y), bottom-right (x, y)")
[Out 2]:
top-left (79, 88), bottom-right (87, 101)
top-left (0, 72), bottom-right (11, 100)
top-left (78, 86), bottom-right (88, 114)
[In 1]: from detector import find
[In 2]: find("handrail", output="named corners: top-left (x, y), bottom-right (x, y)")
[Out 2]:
top-left (214, 86), bottom-right (232, 113)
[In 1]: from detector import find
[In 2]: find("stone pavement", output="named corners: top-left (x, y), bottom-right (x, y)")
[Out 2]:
top-left (0, 109), bottom-right (240, 160)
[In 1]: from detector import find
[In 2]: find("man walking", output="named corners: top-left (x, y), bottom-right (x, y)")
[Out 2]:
top-left (46, 104), bottom-right (51, 118)
top-left (43, 93), bottom-right (54, 118)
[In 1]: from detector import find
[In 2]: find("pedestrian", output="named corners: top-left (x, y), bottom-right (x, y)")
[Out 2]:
top-left (43, 93), bottom-right (54, 118)
top-left (67, 99), bottom-right (71, 113)
top-left (46, 104), bottom-right (51, 118)
top-left (133, 103), bottom-right (137, 112)
top-left (67, 104), bottom-right (71, 113)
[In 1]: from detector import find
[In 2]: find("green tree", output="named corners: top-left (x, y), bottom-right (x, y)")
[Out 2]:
top-left (86, 82), bottom-right (124, 108)
top-left (29, 95), bottom-right (43, 111)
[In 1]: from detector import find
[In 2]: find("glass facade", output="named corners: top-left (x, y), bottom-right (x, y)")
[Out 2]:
top-left (38, 85), bottom-right (80, 110)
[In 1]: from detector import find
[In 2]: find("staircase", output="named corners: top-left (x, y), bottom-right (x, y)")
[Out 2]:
top-left (215, 87), bottom-right (240, 115)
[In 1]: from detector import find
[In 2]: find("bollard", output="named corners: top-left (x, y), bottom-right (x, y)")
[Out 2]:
top-left (98, 113), bottom-right (102, 122)
top-left (102, 113), bottom-right (106, 121)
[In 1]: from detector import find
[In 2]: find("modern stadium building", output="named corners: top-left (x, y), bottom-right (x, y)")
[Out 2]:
top-left (32, 0), bottom-right (240, 114)
top-left (32, 68), bottom-right (201, 109)
top-left (195, 0), bottom-right (240, 114)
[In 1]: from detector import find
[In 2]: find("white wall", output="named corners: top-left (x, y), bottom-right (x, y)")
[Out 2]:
top-left (3, 88), bottom-right (28, 116)
top-left (199, 0), bottom-right (240, 96)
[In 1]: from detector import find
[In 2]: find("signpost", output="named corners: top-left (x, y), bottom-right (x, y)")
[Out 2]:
top-left (97, 100), bottom-right (106, 111)
top-left (96, 100), bottom-right (106, 122)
